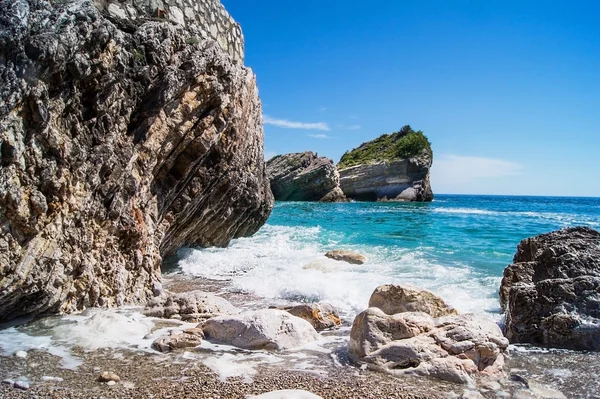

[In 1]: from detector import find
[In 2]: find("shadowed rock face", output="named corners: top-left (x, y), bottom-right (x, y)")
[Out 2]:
top-left (0, 0), bottom-right (273, 321)
top-left (500, 227), bottom-right (600, 350)
top-left (266, 152), bottom-right (347, 202)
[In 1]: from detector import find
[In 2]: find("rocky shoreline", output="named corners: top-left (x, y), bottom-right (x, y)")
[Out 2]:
top-left (1, 269), bottom-right (591, 398)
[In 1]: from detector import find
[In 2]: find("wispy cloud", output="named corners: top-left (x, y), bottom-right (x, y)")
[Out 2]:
top-left (345, 124), bottom-right (361, 130)
top-left (431, 154), bottom-right (524, 194)
top-left (307, 134), bottom-right (330, 139)
top-left (263, 115), bottom-right (330, 131)
top-left (434, 154), bottom-right (523, 179)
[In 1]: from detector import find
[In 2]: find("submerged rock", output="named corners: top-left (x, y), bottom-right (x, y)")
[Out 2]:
top-left (0, 0), bottom-right (273, 321)
top-left (283, 303), bottom-right (341, 330)
top-left (368, 284), bottom-right (457, 317)
top-left (338, 126), bottom-right (433, 202)
top-left (266, 152), bottom-right (347, 202)
top-left (324, 250), bottom-right (366, 265)
top-left (500, 226), bottom-right (600, 350)
top-left (202, 309), bottom-right (320, 350)
top-left (349, 308), bottom-right (508, 384)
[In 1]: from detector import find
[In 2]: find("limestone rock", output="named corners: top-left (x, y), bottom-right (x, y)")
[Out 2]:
top-left (202, 309), bottom-right (320, 350)
top-left (500, 226), bottom-right (600, 350)
top-left (151, 329), bottom-right (203, 352)
top-left (324, 250), bottom-right (366, 265)
top-left (339, 160), bottom-right (433, 202)
top-left (0, 0), bottom-right (273, 321)
top-left (368, 284), bottom-right (457, 317)
top-left (144, 291), bottom-right (237, 321)
top-left (266, 152), bottom-right (347, 202)
top-left (283, 303), bottom-right (341, 330)
top-left (349, 308), bottom-right (508, 384)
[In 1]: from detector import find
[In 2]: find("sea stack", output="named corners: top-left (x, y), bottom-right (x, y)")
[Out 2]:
top-left (338, 125), bottom-right (433, 202)
top-left (266, 152), bottom-right (347, 202)
top-left (0, 0), bottom-right (273, 321)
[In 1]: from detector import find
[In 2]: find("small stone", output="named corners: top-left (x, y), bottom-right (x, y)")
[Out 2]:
top-left (14, 350), bottom-right (27, 358)
top-left (107, 380), bottom-right (116, 386)
top-left (14, 379), bottom-right (30, 390)
top-left (2, 378), bottom-right (15, 385)
top-left (98, 371), bottom-right (120, 383)
top-left (41, 376), bottom-right (63, 382)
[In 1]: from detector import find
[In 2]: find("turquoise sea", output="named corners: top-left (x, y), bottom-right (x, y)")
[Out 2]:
top-left (179, 195), bottom-right (600, 320)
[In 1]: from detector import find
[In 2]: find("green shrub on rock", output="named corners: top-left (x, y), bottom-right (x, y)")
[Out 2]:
top-left (338, 125), bottom-right (432, 169)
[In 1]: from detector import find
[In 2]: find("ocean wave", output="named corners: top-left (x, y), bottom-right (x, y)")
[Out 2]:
top-left (177, 224), bottom-right (501, 319)
top-left (433, 208), bottom-right (498, 215)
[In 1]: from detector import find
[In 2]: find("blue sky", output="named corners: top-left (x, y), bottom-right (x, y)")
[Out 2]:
top-left (222, 0), bottom-right (600, 196)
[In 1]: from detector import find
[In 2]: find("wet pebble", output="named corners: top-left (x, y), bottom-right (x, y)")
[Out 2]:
top-left (14, 350), bottom-right (27, 359)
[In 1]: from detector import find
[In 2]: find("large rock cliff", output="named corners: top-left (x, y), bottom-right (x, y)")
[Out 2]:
top-left (338, 126), bottom-right (433, 202)
top-left (266, 152), bottom-right (346, 202)
top-left (500, 227), bottom-right (600, 350)
top-left (0, 0), bottom-right (273, 321)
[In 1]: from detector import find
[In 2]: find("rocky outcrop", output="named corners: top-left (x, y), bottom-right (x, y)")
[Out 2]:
top-left (339, 158), bottom-right (433, 202)
top-left (337, 125), bottom-right (433, 202)
top-left (0, 0), bottom-right (273, 321)
top-left (202, 309), bottom-right (320, 350)
top-left (368, 284), bottom-right (457, 317)
top-left (266, 152), bottom-right (347, 202)
top-left (500, 226), bottom-right (600, 350)
top-left (349, 308), bottom-right (508, 384)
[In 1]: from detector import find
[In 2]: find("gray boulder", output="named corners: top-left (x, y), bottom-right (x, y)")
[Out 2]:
top-left (500, 226), bottom-right (600, 350)
top-left (202, 309), bottom-right (320, 350)
top-left (144, 290), bottom-right (238, 321)
top-left (0, 0), bottom-right (273, 321)
top-left (266, 152), bottom-right (347, 202)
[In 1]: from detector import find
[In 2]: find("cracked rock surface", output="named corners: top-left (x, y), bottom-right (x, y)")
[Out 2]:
top-left (0, 0), bottom-right (273, 321)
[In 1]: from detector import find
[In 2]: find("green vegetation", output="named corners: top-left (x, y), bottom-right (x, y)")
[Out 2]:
top-left (338, 125), bottom-right (432, 169)
top-left (185, 37), bottom-right (200, 45)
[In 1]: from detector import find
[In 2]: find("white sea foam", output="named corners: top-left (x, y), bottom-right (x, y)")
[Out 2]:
top-left (177, 225), bottom-right (501, 319)
top-left (433, 207), bottom-right (498, 215)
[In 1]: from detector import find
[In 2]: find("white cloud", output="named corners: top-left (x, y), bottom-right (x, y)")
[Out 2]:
top-left (263, 115), bottom-right (330, 131)
top-left (307, 134), bottom-right (330, 139)
top-left (431, 154), bottom-right (524, 194)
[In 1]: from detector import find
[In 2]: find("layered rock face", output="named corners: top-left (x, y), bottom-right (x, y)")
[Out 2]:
top-left (500, 226), bottom-right (600, 350)
top-left (266, 152), bottom-right (346, 202)
top-left (0, 0), bottom-right (273, 321)
top-left (339, 157), bottom-right (433, 202)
